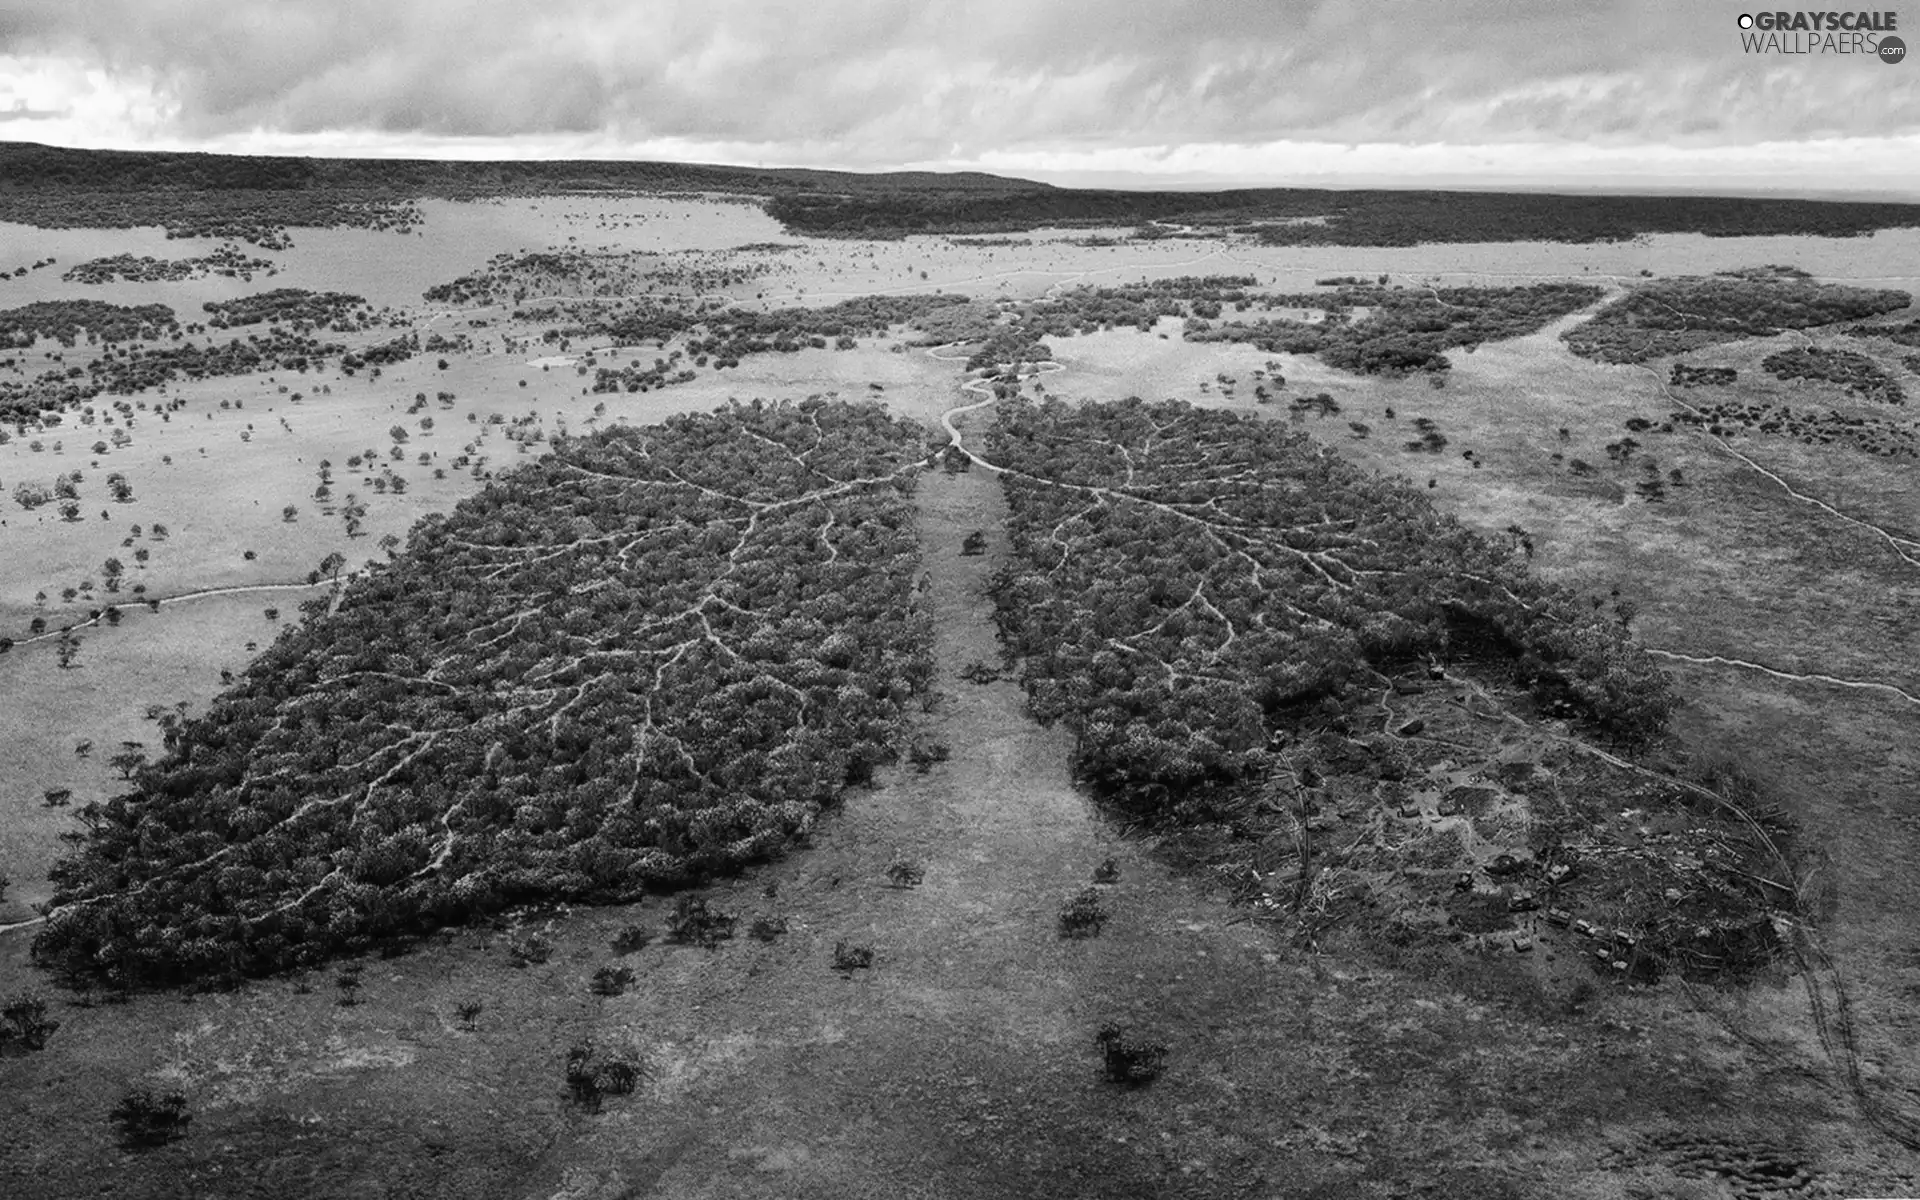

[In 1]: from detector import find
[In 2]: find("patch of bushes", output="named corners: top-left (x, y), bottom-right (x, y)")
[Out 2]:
top-left (1564, 274), bottom-right (1910, 363)
top-left (664, 897), bottom-right (737, 948)
top-left (63, 246), bottom-right (275, 285)
top-left (564, 1039), bottom-right (644, 1113)
top-left (1057, 887), bottom-right (1108, 938)
top-left (0, 993), bottom-right (59, 1056)
top-left (1189, 282), bottom-right (1603, 375)
top-left (1095, 1025), bottom-right (1167, 1084)
top-left (1670, 363), bottom-right (1737, 387)
top-left (611, 925), bottom-right (654, 953)
top-left (832, 941), bottom-right (874, 973)
top-left (589, 965), bottom-right (636, 996)
top-left (202, 288), bottom-right (368, 330)
top-left (110, 1087), bottom-right (190, 1148)
top-left (0, 300), bottom-right (178, 348)
top-left (1761, 346), bottom-right (1906, 405)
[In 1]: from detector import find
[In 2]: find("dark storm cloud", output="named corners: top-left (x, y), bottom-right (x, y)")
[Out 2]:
top-left (1, 0), bottom-right (1915, 161)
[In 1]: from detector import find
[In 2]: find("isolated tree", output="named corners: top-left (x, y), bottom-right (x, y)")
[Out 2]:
top-left (1, 993), bottom-right (60, 1053)
top-left (108, 745), bottom-right (146, 781)
top-left (282, 505), bottom-right (298, 522)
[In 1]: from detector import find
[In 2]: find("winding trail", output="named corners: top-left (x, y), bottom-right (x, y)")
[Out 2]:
top-left (1636, 361), bottom-right (1920, 569)
top-left (1644, 648), bottom-right (1920, 707)
top-left (6, 575), bottom-right (351, 648)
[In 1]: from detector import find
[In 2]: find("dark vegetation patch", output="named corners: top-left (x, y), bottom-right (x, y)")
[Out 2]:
top-left (426, 250), bottom-right (663, 307)
top-left (110, 1087), bottom-right (191, 1149)
top-left (0, 300), bottom-right (178, 347)
top-left (664, 896), bottom-right (737, 948)
top-left (423, 247), bottom-right (770, 307)
top-left (1760, 346), bottom-right (1906, 405)
top-left (1562, 274), bottom-right (1911, 363)
top-left (1095, 1025), bottom-right (1167, 1084)
top-left (1185, 281), bottom-right (1600, 374)
top-left (0, 993), bottom-right (59, 1056)
top-left (32, 399), bottom-right (935, 988)
top-left (580, 294), bottom-right (972, 392)
top-left (62, 245), bottom-right (277, 285)
top-left (0, 288), bottom-right (409, 421)
top-left (1844, 318), bottom-right (1920, 348)
top-left (1024, 276), bottom-right (1261, 334)
top-left (202, 288), bottom-right (370, 330)
top-left (1, 329), bottom-right (346, 421)
top-left (564, 1039), bottom-right (644, 1113)
top-left (1671, 401), bottom-right (1920, 457)
top-left (339, 334), bottom-right (418, 374)
top-left (1669, 363), bottom-right (1737, 387)
top-left (988, 396), bottom-right (1677, 800)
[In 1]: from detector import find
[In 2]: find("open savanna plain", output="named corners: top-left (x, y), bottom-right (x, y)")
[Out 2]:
top-left (4, 187), bottom-right (1920, 1198)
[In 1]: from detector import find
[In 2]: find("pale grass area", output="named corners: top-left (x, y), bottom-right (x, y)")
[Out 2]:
top-left (0, 592), bottom-right (282, 918)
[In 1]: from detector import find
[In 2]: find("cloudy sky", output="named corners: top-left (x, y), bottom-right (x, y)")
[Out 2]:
top-left (1, 0), bottom-right (1916, 191)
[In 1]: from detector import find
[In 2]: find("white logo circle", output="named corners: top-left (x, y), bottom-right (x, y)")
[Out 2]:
top-left (1738, 13), bottom-right (1754, 28)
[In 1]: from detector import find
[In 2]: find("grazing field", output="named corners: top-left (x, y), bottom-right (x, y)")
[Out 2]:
top-left (5, 179), bottom-right (1920, 1197)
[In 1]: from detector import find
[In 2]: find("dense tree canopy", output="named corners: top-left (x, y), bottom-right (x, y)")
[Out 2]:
top-left (35, 399), bottom-right (937, 988)
top-left (987, 398), bottom-right (1676, 820)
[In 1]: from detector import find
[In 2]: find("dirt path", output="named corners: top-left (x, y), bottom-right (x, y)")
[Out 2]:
top-left (1631, 354), bottom-right (1920, 569)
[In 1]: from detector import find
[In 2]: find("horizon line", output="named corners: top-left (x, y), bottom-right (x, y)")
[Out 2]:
top-left (6, 137), bottom-right (1920, 205)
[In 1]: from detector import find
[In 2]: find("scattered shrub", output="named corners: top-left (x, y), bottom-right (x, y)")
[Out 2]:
top-left (664, 897), bottom-right (736, 948)
top-left (110, 1087), bottom-right (191, 1148)
top-left (832, 941), bottom-right (875, 973)
top-left (1058, 888), bottom-right (1108, 939)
